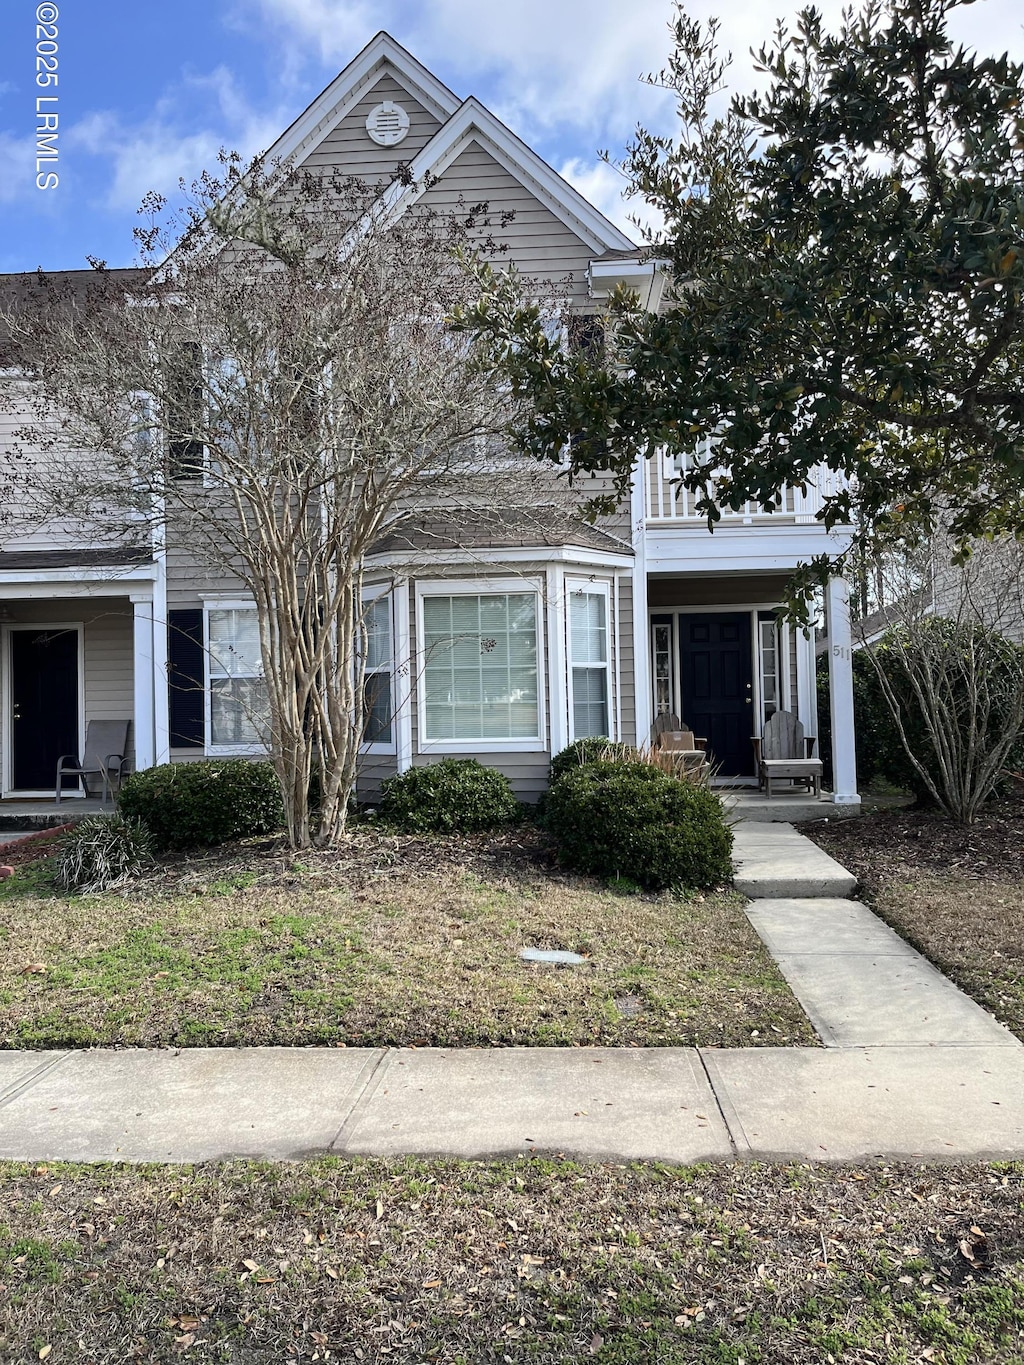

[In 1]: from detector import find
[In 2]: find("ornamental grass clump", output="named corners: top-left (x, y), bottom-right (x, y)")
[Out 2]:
top-left (545, 760), bottom-right (733, 891)
top-left (55, 814), bottom-right (154, 895)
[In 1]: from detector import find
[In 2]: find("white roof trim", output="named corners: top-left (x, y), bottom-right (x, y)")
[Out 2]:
top-left (370, 97), bottom-right (637, 255)
top-left (364, 545), bottom-right (634, 569)
top-left (264, 32), bottom-right (461, 169)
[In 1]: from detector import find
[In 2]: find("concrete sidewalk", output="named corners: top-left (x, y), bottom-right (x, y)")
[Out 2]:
top-left (1, 1043), bottom-right (1022, 1164)
top-left (0, 818), bottom-right (1020, 1166)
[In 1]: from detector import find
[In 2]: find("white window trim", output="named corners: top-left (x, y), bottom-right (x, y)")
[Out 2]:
top-left (415, 576), bottom-right (547, 753)
top-left (202, 598), bottom-right (268, 757)
top-left (360, 584), bottom-right (397, 756)
top-left (566, 578), bottom-right (615, 742)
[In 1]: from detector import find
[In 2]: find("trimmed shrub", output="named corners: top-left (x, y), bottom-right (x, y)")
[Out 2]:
top-left (549, 737), bottom-right (632, 782)
top-left (379, 758), bottom-right (520, 833)
top-left (816, 649), bottom-right (889, 790)
top-left (544, 759), bottom-right (733, 891)
top-left (118, 759), bottom-right (284, 851)
top-left (55, 814), bottom-right (154, 894)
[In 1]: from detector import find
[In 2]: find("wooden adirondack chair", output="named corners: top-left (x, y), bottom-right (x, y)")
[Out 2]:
top-left (752, 710), bottom-right (822, 798)
top-left (651, 712), bottom-right (709, 781)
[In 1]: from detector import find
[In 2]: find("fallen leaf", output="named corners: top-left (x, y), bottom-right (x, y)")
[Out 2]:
top-left (422, 1279), bottom-right (441, 1289)
top-left (39, 1349), bottom-right (52, 1362)
top-left (242, 1259), bottom-right (259, 1273)
top-left (325, 1266), bottom-right (339, 1279)
top-left (376, 1199), bottom-right (384, 1220)
top-left (589, 1334), bottom-right (604, 1353)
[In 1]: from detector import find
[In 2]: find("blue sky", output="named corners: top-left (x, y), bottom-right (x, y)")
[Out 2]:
top-left (1, 0), bottom-right (1020, 273)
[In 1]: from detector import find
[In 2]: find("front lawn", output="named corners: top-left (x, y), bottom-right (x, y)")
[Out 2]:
top-left (802, 802), bottom-right (1024, 1041)
top-left (0, 829), bottom-right (814, 1050)
top-left (1, 1157), bottom-right (1021, 1363)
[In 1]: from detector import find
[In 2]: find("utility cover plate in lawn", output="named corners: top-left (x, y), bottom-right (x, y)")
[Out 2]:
top-left (520, 948), bottom-right (588, 966)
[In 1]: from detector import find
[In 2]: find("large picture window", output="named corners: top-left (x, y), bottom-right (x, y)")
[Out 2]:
top-left (206, 606), bottom-right (269, 750)
top-left (568, 585), bottom-right (611, 739)
top-left (420, 590), bottom-right (540, 745)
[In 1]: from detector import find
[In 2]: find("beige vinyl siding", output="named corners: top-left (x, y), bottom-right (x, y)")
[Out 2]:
top-left (418, 142), bottom-right (595, 304)
top-left (299, 72), bottom-right (442, 182)
top-left (0, 598), bottom-right (135, 786)
top-left (615, 574), bottom-right (637, 746)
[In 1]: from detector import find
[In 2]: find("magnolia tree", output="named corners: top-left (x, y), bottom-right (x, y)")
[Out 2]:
top-left (1, 156), bottom-right (565, 847)
top-left (461, 0), bottom-right (1024, 610)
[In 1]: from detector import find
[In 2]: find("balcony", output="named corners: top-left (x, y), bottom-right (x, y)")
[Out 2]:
top-left (644, 448), bottom-right (845, 525)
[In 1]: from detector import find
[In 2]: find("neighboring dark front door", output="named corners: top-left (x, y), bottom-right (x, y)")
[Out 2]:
top-left (679, 613), bottom-right (754, 776)
top-left (9, 627), bottom-right (79, 791)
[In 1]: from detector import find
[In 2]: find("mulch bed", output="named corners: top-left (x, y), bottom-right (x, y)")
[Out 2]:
top-left (798, 795), bottom-right (1024, 894)
top-left (0, 825), bottom-right (73, 871)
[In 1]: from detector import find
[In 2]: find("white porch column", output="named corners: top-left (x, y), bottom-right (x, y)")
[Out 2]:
top-left (152, 517), bottom-right (170, 765)
top-left (131, 595), bottom-right (156, 771)
top-left (630, 458), bottom-right (653, 747)
top-left (393, 579), bottom-right (413, 774)
top-left (825, 576), bottom-right (860, 806)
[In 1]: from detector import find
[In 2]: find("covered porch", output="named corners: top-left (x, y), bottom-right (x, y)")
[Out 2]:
top-left (637, 569), bottom-right (859, 809)
top-left (0, 552), bottom-right (164, 806)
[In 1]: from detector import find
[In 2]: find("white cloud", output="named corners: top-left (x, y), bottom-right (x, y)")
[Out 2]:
top-left (0, 130), bottom-right (40, 203)
top-left (558, 155), bottom-right (666, 242)
top-left (66, 66), bottom-right (291, 211)
top-left (242, 0), bottom-right (1024, 152)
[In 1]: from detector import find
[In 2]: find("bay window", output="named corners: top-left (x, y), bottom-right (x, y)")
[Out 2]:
top-left (419, 587), bottom-right (542, 746)
top-left (568, 583), bottom-right (612, 739)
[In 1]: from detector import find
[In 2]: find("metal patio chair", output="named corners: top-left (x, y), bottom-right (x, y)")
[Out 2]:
top-left (55, 719), bottom-right (130, 805)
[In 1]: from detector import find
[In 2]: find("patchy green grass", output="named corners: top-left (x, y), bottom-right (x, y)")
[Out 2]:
top-left (869, 877), bottom-right (1024, 1043)
top-left (0, 1158), bottom-right (1020, 1363)
top-left (0, 831), bottom-right (814, 1049)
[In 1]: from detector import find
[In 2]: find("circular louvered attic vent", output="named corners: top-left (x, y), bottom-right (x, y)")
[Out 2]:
top-left (366, 101), bottom-right (410, 147)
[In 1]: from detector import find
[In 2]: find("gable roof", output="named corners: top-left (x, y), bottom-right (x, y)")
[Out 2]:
top-left (271, 32), bottom-right (637, 258)
top-left (265, 32), bottom-right (461, 169)
top-left (370, 96), bottom-right (637, 255)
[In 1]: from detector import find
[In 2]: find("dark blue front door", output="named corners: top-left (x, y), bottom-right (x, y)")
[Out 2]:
top-left (10, 627), bottom-right (79, 790)
top-left (679, 613), bottom-right (754, 776)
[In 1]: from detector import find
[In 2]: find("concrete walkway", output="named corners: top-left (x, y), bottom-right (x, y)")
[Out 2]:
top-left (0, 819), bottom-right (1021, 1165)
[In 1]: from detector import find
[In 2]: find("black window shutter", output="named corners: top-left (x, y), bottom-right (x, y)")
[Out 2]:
top-left (167, 609), bottom-right (205, 749)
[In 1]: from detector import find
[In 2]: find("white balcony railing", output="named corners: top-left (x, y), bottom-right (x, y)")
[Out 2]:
top-left (644, 446), bottom-right (845, 525)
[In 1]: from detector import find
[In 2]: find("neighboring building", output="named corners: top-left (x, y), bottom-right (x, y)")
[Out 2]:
top-left (0, 33), bottom-right (859, 808)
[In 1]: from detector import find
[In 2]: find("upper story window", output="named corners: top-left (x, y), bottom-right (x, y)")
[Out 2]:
top-left (165, 340), bottom-right (206, 480)
top-left (419, 587), bottom-right (542, 747)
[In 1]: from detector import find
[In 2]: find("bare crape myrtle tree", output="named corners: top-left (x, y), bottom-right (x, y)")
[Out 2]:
top-left (859, 532), bottom-right (1024, 823)
top-left (1, 155), bottom-right (577, 847)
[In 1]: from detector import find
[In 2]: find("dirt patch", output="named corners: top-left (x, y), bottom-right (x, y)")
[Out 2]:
top-left (0, 1157), bottom-right (1020, 1364)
